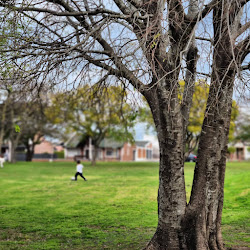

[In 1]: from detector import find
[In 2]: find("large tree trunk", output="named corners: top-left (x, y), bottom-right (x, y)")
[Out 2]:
top-left (144, 81), bottom-right (187, 249)
top-left (184, 78), bottom-right (234, 249)
top-left (185, 92), bottom-right (233, 249)
top-left (145, 5), bottom-right (237, 247)
top-left (145, 75), bottom-right (234, 250)
top-left (182, 3), bottom-right (238, 248)
top-left (184, 31), bottom-right (236, 249)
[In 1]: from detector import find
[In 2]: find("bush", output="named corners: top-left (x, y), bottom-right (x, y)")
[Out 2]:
top-left (55, 151), bottom-right (64, 158)
top-left (228, 147), bottom-right (236, 154)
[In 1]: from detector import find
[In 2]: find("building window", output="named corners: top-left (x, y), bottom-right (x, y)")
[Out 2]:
top-left (146, 149), bottom-right (152, 159)
top-left (106, 149), bottom-right (113, 156)
top-left (133, 150), bottom-right (136, 161)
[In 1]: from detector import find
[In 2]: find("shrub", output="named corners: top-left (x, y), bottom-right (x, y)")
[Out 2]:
top-left (228, 147), bottom-right (236, 154)
top-left (55, 151), bottom-right (64, 158)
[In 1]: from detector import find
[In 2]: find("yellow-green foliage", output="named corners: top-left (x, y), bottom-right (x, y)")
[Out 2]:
top-left (178, 80), bottom-right (238, 138)
top-left (227, 146), bottom-right (236, 154)
top-left (179, 80), bottom-right (209, 134)
top-left (45, 85), bottom-right (135, 142)
top-left (141, 80), bottom-right (238, 141)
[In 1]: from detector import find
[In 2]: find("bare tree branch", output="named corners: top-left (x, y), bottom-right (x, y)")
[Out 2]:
top-left (235, 34), bottom-right (250, 63)
top-left (233, 21), bottom-right (250, 40)
top-left (195, 37), bottom-right (213, 43)
top-left (3, 5), bottom-right (151, 20)
top-left (185, 0), bottom-right (218, 22)
top-left (126, 0), bottom-right (141, 8)
top-left (240, 63), bottom-right (250, 71)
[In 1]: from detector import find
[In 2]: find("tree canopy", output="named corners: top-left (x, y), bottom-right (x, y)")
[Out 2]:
top-left (236, 109), bottom-right (250, 141)
top-left (46, 85), bottom-right (137, 164)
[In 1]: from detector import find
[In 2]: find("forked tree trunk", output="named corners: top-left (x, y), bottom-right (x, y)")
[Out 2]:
top-left (144, 2), bottom-right (238, 248)
top-left (181, 3), bottom-right (238, 247)
top-left (184, 77), bottom-right (234, 250)
top-left (144, 74), bottom-right (235, 250)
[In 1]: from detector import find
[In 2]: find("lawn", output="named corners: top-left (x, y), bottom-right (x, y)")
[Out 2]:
top-left (0, 161), bottom-right (249, 249)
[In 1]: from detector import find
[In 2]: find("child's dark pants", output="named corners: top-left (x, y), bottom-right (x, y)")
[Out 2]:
top-left (75, 172), bottom-right (87, 181)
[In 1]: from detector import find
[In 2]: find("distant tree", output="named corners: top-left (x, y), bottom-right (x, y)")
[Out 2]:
top-left (0, 90), bottom-right (23, 162)
top-left (46, 85), bottom-right (136, 165)
top-left (236, 110), bottom-right (250, 141)
top-left (184, 81), bottom-right (239, 153)
top-left (0, 8), bottom-right (43, 161)
top-left (0, 74), bottom-right (48, 161)
top-left (0, 11), bottom-right (15, 154)
top-left (19, 99), bottom-right (56, 161)
top-left (0, 88), bottom-right (10, 154)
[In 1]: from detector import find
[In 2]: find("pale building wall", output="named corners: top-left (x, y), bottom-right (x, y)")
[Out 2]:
top-left (65, 148), bottom-right (81, 158)
top-left (34, 141), bottom-right (54, 154)
top-left (244, 147), bottom-right (250, 160)
top-left (121, 143), bottom-right (136, 161)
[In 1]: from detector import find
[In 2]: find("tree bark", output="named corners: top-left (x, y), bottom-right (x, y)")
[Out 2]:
top-left (145, 64), bottom-right (235, 250)
top-left (144, 81), bottom-right (187, 249)
top-left (184, 76), bottom-right (234, 249)
top-left (144, 5), bottom-right (237, 250)
top-left (182, 2), bottom-right (238, 248)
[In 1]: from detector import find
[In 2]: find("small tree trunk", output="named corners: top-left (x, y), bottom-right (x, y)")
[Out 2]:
top-left (8, 139), bottom-right (15, 163)
top-left (91, 146), bottom-right (97, 166)
top-left (25, 145), bottom-right (34, 161)
top-left (0, 99), bottom-right (8, 154)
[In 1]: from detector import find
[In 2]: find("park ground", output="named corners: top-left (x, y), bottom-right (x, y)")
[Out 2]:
top-left (0, 161), bottom-right (249, 249)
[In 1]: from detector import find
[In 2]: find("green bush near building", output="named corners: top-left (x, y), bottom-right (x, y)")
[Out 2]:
top-left (55, 150), bottom-right (64, 158)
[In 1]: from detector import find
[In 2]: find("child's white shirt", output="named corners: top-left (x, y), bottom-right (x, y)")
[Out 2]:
top-left (76, 164), bottom-right (84, 173)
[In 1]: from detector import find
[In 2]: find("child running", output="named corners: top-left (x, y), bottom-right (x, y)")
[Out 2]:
top-left (73, 160), bottom-right (87, 181)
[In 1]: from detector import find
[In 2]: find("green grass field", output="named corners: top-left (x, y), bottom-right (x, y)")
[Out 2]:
top-left (0, 161), bottom-right (249, 249)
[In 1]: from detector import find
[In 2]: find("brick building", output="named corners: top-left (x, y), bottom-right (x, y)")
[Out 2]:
top-left (64, 135), bottom-right (154, 162)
